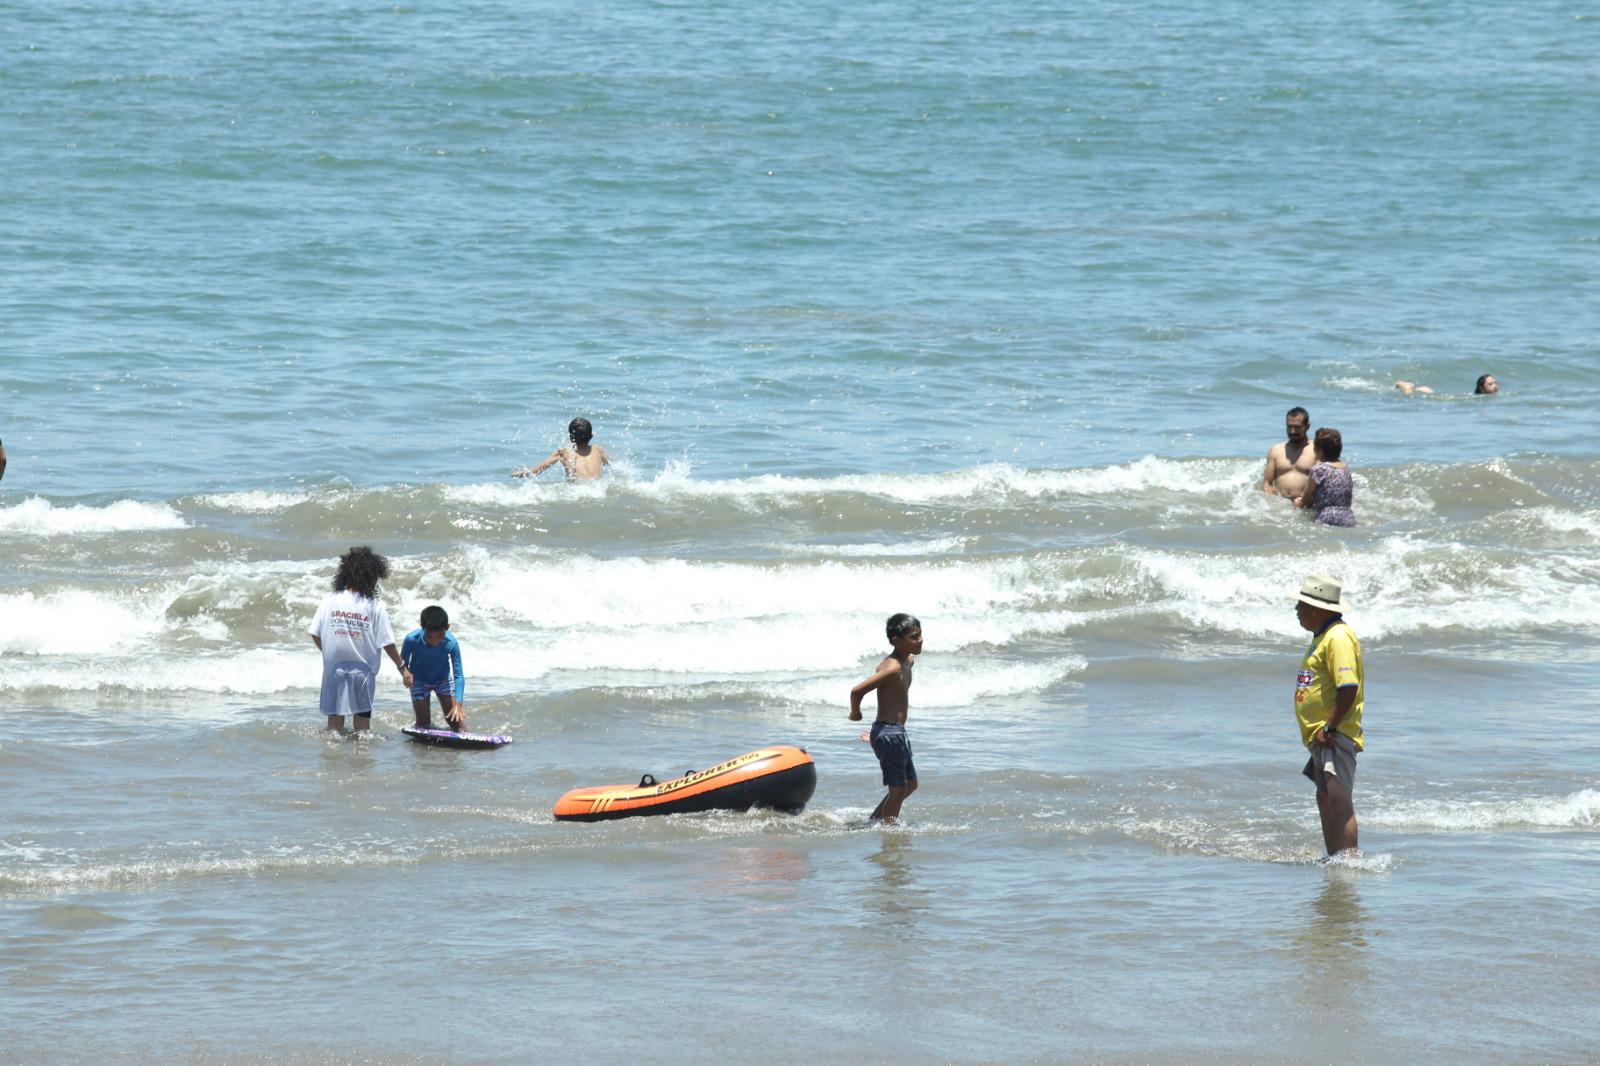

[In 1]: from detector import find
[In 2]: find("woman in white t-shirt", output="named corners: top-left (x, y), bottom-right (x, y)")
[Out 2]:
top-left (308, 546), bottom-right (412, 734)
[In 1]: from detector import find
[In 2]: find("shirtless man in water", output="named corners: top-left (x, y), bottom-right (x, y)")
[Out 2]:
top-left (1262, 407), bottom-right (1315, 501)
top-left (849, 614), bottom-right (923, 825)
top-left (513, 417), bottom-right (610, 481)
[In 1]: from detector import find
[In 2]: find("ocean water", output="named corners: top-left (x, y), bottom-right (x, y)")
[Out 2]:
top-left (3, 1), bottom-right (1599, 1062)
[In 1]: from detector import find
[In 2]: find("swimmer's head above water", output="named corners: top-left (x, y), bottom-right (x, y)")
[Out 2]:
top-left (1475, 374), bottom-right (1499, 395)
top-left (568, 417), bottom-right (594, 446)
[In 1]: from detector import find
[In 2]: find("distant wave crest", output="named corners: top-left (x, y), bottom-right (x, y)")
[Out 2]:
top-left (0, 497), bottom-right (188, 536)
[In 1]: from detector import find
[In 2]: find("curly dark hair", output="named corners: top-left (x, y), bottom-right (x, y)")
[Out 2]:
top-left (1313, 427), bottom-right (1343, 462)
top-left (332, 546), bottom-right (390, 600)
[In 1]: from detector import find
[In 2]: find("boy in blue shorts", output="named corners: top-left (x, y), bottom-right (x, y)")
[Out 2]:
top-left (848, 613), bottom-right (924, 825)
top-left (401, 605), bottom-right (467, 731)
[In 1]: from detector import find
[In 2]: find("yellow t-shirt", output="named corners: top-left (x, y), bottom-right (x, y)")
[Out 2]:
top-left (1295, 619), bottom-right (1364, 750)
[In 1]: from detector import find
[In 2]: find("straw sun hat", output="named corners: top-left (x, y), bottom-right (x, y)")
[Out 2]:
top-left (1295, 574), bottom-right (1349, 613)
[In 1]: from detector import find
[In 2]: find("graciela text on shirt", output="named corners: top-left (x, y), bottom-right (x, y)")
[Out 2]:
top-left (330, 609), bottom-right (371, 636)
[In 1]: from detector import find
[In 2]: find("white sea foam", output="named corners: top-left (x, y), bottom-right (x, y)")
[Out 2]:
top-left (1128, 536), bottom-right (1600, 640)
top-left (1514, 507), bottom-right (1600, 540)
top-left (0, 547), bottom-right (1089, 693)
top-left (1372, 789), bottom-right (1600, 831)
top-left (441, 478), bottom-right (610, 507)
top-left (459, 547), bottom-right (1081, 674)
top-left (0, 497), bottom-right (188, 536)
top-left (783, 536), bottom-right (971, 558)
top-left (636, 656), bottom-right (1085, 711)
top-left (192, 489), bottom-right (311, 513)
top-left (0, 648), bottom-right (314, 696)
top-left (1314, 849), bottom-right (1396, 872)
top-left (1323, 375), bottom-right (1398, 395)
top-left (640, 458), bottom-right (1255, 504)
top-left (752, 657), bottom-right (1087, 709)
top-left (4, 527), bottom-right (1591, 698)
top-left (0, 589), bottom-right (168, 655)
top-left (437, 458), bottom-right (1258, 511)
top-left (0, 838), bottom-right (543, 892)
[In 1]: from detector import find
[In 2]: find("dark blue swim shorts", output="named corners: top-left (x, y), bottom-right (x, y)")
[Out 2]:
top-left (869, 721), bottom-right (917, 789)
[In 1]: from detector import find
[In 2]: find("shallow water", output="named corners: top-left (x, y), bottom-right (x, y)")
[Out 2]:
top-left (4, 0), bottom-right (1599, 1062)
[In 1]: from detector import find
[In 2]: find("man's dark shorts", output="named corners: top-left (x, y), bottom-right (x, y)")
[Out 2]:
top-left (1302, 733), bottom-right (1358, 793)
top-left (870, 721), bottom-right (917, 789)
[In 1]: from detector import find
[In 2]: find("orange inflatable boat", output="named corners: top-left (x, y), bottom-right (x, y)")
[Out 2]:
top-left (553, 745), bottom-right (817, 822)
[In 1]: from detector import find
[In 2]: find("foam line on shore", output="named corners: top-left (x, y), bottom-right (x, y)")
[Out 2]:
top-left (1370, 789), bottom-right (1600, 831)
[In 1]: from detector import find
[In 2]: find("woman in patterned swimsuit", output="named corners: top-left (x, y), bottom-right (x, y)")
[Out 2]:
top-left (1296, 428), bottom-right (1356, 527)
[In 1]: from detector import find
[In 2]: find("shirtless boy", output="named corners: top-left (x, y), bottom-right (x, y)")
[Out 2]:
top-left (1262, 407), bottom-right (1315, 500)
top-left (513, 417), bottom-right (610, 481)
top-left (848, 613), bottom-right (924, 825)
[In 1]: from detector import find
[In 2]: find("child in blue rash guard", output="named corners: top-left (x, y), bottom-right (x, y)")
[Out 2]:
top-left (401, 605), bottom-right (467, 730)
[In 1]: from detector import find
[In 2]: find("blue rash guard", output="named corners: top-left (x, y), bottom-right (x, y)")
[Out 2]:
top-left (400, 629), bottom-right (465, 702)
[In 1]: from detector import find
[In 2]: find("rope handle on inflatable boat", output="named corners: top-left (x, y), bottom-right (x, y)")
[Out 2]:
top-left (640, 747), bottom-right (813, 790)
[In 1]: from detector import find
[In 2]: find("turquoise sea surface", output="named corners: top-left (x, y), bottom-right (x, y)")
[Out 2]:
top-left (3, 2), bottom-right (1598, 1062)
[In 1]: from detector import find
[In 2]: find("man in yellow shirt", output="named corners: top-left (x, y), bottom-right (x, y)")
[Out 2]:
top-left (1293, 574), bottom-right (1364, 856)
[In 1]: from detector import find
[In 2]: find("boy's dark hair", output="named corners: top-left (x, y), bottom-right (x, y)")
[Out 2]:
top-left (886, 613), bottom-right (921, 642)
top-left (568, 417), bottom-right (594, 445)
top-left (1313, 427), bottom-right (1343, 461)
top-left (420, 605), bottom-right (449, 631)
top-left (1286, 406), bottom-right (1309, 423)
top-left (1475, 374), bottom-right (1493, 394)
top-left (333, 546), bottom-right (389, 600)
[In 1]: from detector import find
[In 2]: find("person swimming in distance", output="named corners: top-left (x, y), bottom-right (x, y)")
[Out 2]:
top-left (1394, 374), bottom-right (1499, 397)
top-left (513, 417), bottom-right (610, 481)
